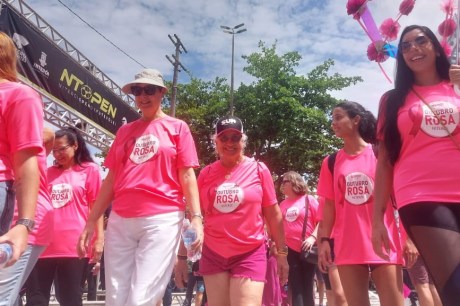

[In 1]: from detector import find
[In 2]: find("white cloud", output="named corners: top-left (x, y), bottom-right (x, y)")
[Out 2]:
top-left (25, 0), bottom-right (448, 117)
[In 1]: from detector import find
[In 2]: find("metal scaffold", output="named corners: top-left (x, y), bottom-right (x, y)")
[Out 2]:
top-left (2, 0), bottom-right (139, 150)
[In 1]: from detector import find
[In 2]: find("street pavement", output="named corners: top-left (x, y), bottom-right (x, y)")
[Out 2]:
top-left (46, 290), bottom-right (418, 305)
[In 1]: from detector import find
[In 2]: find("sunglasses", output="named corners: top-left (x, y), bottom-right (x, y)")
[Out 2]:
top-left (52, 145), bottom-right (71, 154)
top-left (399, 36), bottom-right (430, 53)
top-left (131, 85), bottom-right (161, 96)
top-left (218, 134), bottom-right (242, 143)
top-left (281, 180), bottom-right (290, 184)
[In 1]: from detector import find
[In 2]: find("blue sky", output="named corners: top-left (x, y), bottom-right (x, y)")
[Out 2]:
top-left (25, 0), bottom-right (449, 117)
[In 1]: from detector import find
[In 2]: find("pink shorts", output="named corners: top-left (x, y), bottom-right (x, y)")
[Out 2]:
top-left (199, 242), bottom-right (267, 282)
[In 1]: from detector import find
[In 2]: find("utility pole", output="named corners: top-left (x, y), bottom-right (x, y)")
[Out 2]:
top-left (166, 34), bottom-right (188, 117)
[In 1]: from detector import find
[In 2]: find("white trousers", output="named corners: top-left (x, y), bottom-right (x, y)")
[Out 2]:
top-left (104, 210), bottom-right (183, 306)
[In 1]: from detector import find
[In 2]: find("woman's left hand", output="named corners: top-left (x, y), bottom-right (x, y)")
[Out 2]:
top-left (372, 220), bottom-right (391, 261)
top-left (0, 225), bottom-right (29, 267)
top-left (276, 255), bottom-right (289, 285)
top-left (91, 238), bottom-right (104, 263)
top-left (190, 216), bottom-right (204, 253)
top-left (174, 258), bottom-right (188, 289)
top-left (301, 236), bottom-right (316, 252)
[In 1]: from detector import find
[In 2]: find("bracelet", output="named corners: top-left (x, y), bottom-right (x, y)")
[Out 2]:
top-left (310, 234), bottom-right (317, 240)
top-left (277, 245), bottom-right (289, 256)
top-left (191, 213), bottom-right (203, 220)
top-left (320, 237), bottom-right (331, 243)
top-left (177, 254), bottom-right (188, 260)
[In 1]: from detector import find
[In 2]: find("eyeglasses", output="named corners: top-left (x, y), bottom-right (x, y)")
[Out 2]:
top-left (399, 36), bottom-right (430, 53)
top-left (218, 134), bottom-right (242, 143)
top-left (281, 180), bottom-right (290, 184)
top-left (131, 85), bottom-right (161, 96)
top-left (52, 145), bottom-right (70, 154)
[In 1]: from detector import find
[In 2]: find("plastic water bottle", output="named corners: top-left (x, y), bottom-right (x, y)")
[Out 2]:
top-left (0, 243), bottom-right (12, 268)
top-left (181, 219), bottom-right (201, 262)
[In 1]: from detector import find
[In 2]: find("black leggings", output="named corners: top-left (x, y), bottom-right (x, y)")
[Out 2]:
top-left (399, 202), bottom-right (460, 306)
top-left (25, 257), bottom-right (89, 306)
top-left (287, 248), bottom-right (316, 306)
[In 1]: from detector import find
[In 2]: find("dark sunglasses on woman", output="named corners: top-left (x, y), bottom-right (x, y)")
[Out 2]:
top-left (131, 85), bottom-right (161, 96)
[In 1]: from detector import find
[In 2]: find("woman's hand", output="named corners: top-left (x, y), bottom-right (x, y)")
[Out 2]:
top-left (276, 254), bottom-right (289, 285)
top-left (0, 225), bottom-right (29, 267)
top-left (403, 239), bottom-right (418, 269)
top-left (371, 220), bottom-right (391, 261)
top-left (174, 258), bottom-right (188, 289)
top-left (318, 239), bottom-right (332, 273)
top-left (301, 236), bottom-right (316, 252)
top-left (91, 237), bottom-right (104, 264)
top-left (77, 221), bottom-right (96, 258)
top-left (190, 216), bottom-right (203, 253)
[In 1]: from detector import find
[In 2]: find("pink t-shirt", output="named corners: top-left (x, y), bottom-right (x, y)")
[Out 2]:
top-left (0, 82), bottom-right (43, 181)
top-left (104, 116), bottom-right (199, 217)
top-left (379, 81), bottom-right (460, 208)
top-left (280, 194), bottom-right (318, 253)
top-left (13, 152), bottom-right (53, 246)
top-left (198, 157), bottom-right (278, 258)
top-left (317, 145), bottom-right (402, 265)
top-left (41, 162), bottom-right (101, 258)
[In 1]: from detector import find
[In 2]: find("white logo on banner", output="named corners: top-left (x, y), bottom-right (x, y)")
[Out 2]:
top-left (12, 33), bottom-right (29, 63)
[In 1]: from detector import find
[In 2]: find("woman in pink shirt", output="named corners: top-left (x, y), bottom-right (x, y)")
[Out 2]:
top-left (78, 68), bottom-right (203, 306)
top-left (197, 115), bottom-right (288, 306)
top-left (279, 171), bottom-right (318, 306)
top-left (26, 127), bottom-right (102, 306)
top-left (0, 32), bottom-right (44, 305)
top-left (317, 101), bottom-right (403, 306)
top-left (373, 25), bottom-right (460, 306)
top-left (0, 128), bottom-right (54, 306)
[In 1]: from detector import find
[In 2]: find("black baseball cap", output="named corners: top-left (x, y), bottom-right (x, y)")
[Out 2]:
top-left (215, 116), bottom-right (244, 136)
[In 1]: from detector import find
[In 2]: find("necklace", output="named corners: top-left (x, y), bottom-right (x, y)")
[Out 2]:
top-left (222, 156), bottom-right (245, 180)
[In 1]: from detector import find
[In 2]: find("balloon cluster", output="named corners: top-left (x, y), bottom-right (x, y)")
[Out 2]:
top-left (346, 0), bottom-right (416, 82)
top-left (438, 0), bottom-right (457, 57)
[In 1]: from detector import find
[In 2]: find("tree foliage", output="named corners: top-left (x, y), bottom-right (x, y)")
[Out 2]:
top-left (173, 42), bottom-right (362, 189)
top-left (235, 42), bottom-right (360, 187)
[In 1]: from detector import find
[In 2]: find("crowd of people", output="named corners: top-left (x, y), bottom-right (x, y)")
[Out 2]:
top-left (0, 22), bottom-right (459, 306)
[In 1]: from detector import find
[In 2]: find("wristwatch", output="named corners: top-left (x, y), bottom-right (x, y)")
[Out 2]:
top-left (15, 219), bottom-right (35, 232)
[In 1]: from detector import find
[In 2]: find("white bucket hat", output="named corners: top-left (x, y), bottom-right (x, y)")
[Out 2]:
top-left (121, 68), bottom-right (168, 94)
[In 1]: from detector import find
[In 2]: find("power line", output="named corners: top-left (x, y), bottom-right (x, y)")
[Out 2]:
top-left (57, 0), bottom-right (146, 68)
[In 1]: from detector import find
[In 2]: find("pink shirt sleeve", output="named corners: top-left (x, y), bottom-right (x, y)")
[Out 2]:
top-left (317, 156), bottom-right (334, 201)
top-left (258, 161), bottom-right (278, 207)
top-left (6, 84), bottom-right (43, 153)
top-left (84, 163), bottom-right (102, 204)
top-left (0, 83), bottom-right (43, 180)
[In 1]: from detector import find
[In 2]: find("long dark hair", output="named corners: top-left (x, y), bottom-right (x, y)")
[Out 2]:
top-left (380, 25), bottom-right (451, 165)
top-left (55, 127), bottom-right (94, 166)
top-left (334, 101), bottom-right (377, 144)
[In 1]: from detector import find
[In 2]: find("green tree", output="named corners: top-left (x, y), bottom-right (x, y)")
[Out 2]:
top-left (174, 76), bottom-right (230, 168)
top-left (166, 42), bottom-right (361, 189)
top-left (233, 41), bottom-right (362, 187)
